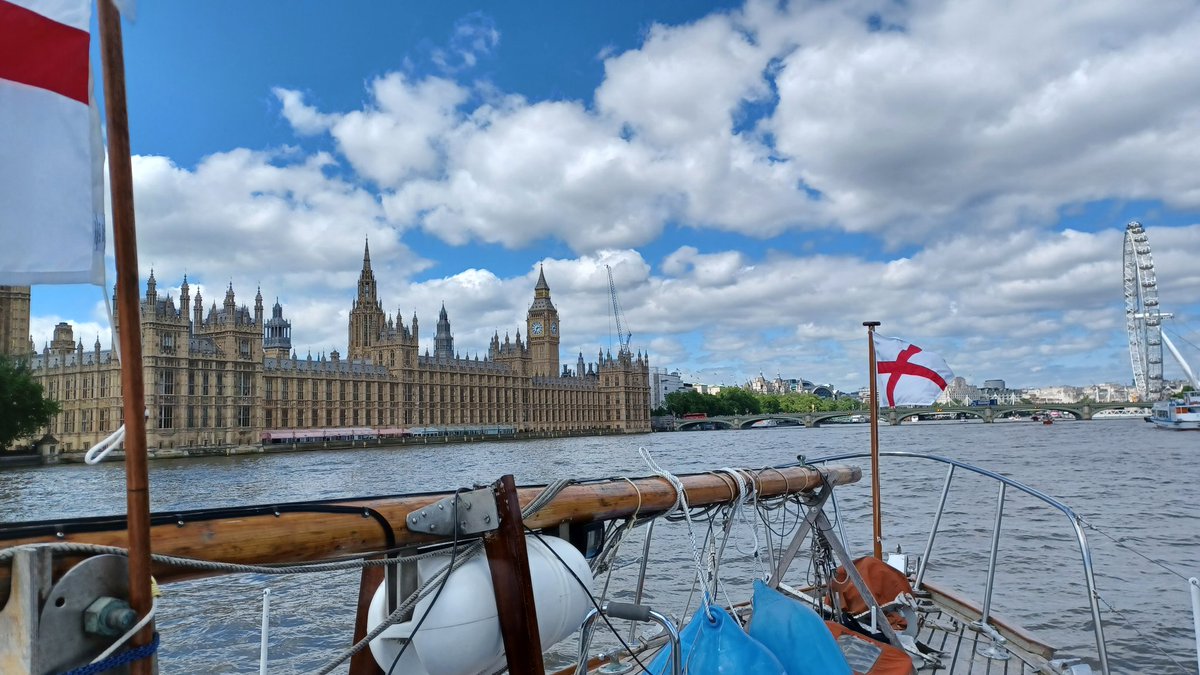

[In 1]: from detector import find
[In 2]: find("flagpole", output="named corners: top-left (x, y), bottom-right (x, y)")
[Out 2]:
top-left (863, 321), bottom-right (883, 559)
top-left (97, 0), bottom-right (155, 669)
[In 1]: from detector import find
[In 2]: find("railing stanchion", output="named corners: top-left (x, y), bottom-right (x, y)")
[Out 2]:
top-left (1070, 518), bottom-right (1110, 675)
top-left (915, 464), bottom-right (955, 591)
top-left (1190, 577), bottom-right (1200, 675)
top-left (814, 450), bottom-right (1111, 675)
top-left (980, 483), bottom-right (1005, 624)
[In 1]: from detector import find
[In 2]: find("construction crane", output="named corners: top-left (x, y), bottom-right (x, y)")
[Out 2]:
top-left (606, 264), bottom-right (632, 356)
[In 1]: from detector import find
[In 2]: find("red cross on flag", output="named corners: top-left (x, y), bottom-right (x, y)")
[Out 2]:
top-left (0, 0), bottom-right (105, 285)
top-left (874, 335), bottom-right (954, 407)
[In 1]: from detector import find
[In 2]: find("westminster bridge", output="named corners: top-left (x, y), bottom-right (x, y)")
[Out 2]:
top-left (671, 402), bottom-right (1152, 430)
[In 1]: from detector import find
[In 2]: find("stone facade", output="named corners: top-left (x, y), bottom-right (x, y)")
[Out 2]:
top-left (0, 285), bottom-right (32, 357)
top-left (27, 249), bottom-right (651, 453)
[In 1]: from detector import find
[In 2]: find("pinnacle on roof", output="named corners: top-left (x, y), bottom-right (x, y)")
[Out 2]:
top-left (363, 237), bottom-right (372, 269)
top-left (535, 264), bottom-right (549, 291)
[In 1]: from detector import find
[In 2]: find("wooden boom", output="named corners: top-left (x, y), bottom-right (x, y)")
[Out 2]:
top-left (0, 464), bottom-right (859, 601)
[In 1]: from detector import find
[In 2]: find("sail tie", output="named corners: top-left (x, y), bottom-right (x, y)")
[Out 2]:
top-left (639, 446), bottom-right (714, 619)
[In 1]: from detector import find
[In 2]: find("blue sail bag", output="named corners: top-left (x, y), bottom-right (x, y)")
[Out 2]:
top-left (747, 580), bottom-right (852, 675)
top-left (646, 604), bottom-right (786, 675)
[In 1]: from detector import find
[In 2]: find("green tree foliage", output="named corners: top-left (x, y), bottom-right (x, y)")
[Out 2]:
top-left (662, 387), bottom-right (864, 417)
top-left (0, 356), bottom-right (60, 451)
top-left (718, 387), bottom-right (761, 415)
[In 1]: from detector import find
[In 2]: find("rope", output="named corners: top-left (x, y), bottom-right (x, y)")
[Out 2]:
top-left (84, 425), bottom-right (125, 464)
top-left (522, 479), bottom-right (574, 519)
top-left (58, 632), bottom-right (159, 675)
top-left (639, 447), bottom-right (714, 618)
top-left (717, 467), bottom-right (768, 580)
top-left (0, 542), bottom-right (454, 575)
top-left (89, 598), bottom-right (157, 665)
top-left (620, 476), bottom-right (643, 525)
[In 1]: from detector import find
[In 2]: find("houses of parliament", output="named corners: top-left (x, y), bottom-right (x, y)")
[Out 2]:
top-left (0, 243), bottom-right (651, 453)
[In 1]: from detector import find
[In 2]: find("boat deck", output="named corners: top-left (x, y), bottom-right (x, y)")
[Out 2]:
top-left (915, 601), bottom-right (1044, 674)
top-left (772, 579), bottom-right (1067, 675)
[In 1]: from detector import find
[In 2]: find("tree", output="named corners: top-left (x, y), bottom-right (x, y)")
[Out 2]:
top-left (718, 388), bottom-right (760, 415)
top-left (0, 356), bottom-right (60, 451)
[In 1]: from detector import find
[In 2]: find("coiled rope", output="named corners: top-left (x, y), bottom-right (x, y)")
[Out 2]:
top-left (640, 446), bottom-right (714, 619)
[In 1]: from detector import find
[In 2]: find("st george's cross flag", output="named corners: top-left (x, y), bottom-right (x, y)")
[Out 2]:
top-left (874, 335), bottom-right (954, 407)
top-left (0, 0), bottom-right (105, 285)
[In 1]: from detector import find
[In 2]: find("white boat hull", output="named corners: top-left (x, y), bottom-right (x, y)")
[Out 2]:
top-left (1148, 393), bottom-right (1200, 430)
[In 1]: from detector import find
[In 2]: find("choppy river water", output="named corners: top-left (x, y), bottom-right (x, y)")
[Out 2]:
top-left (2, 418), bottom-right (1196, 674)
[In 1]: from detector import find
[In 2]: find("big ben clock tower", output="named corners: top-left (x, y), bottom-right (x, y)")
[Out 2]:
top-left (526, 265), bottom-right (560, 378)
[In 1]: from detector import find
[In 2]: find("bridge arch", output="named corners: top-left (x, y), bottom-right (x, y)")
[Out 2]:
top-left (677, 419), bottom-right (734, 431)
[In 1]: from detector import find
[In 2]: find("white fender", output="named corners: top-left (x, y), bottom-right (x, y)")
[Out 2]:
top-left (367, 535), bottom-right (593, 675)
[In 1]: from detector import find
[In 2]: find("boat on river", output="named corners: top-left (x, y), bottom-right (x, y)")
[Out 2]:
top-left (1147, 391), bottom-right (1200, 430)
top-left (0, 452), bottom-right (1121, 674)
top-left (2, 5), bottom-right (1191, 675)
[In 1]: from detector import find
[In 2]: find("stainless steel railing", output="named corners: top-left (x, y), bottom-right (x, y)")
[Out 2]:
top-left (808, 451), bottom-right (1110, 675)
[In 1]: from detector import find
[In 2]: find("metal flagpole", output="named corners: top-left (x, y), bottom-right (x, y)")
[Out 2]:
top-left (863, 321), bottom-right (883, 559)
top-left (97, 1), bottom-right (155, 670)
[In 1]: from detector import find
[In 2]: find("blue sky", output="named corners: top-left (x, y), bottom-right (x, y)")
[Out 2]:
top-left (22, 0), bottom-right (1200, 392)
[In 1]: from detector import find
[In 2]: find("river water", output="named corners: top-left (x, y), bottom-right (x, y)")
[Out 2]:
top-left (2, 418), bottom-right (1196, 674)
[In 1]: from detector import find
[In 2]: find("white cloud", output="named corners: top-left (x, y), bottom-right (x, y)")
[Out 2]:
top-left (272, 88), bottom-right (333, 136)
top-left (761, 0), bottom-right (1200, 238)
top-left (329, 73), bottom-right (469, 187)
top-left (36, 0), bottom-right (1200, 393)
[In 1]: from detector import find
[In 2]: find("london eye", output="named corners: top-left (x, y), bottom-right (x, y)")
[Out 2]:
top-left (1123, 221), bottom-right (1164, 400)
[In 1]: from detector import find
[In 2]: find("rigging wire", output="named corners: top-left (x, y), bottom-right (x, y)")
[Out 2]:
top-left (1092, 592), bottom-right (1192, 674)
top-left (1078, 516), bottom-right (1192, 583)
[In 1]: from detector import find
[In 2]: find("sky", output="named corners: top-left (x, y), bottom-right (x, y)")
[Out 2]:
top-left (24, 0), bottom-right (1200, 392)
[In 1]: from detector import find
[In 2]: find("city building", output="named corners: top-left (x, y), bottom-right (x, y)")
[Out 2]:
top-left (1024, 386), bottom-right (1085, 404)
top-left (25, 245), bottom-right (651, 453)
top-left (0, 285), bottom-right (32, 357)
top-left (938, 376), bottom-right (979, 404)
top-left (650, 368), bottom-right (684, 410)
top-left (1081, 383), bottom-right (1134, 402)
top-left (748, 373), bottom-right (837, 398)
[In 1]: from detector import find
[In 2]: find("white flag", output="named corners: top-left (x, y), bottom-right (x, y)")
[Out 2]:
top-left (0, 0), bottom-right (105, 285)
top-left (874, 335), bottom-right (953, 407)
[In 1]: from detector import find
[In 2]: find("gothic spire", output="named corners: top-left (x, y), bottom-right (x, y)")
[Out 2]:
top-left (355, 237), bottom-right (378, 303)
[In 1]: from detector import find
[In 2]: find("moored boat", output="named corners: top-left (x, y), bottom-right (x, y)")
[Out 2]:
top-left (1147, 391), bottom-right (1200, 430)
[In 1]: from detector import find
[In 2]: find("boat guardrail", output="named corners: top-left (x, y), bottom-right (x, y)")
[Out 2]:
top-left (807, 451), bottom-right (1110, 675)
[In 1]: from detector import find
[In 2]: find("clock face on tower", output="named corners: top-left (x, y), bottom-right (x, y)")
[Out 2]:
top-left (550, 321), bottom-right (557, 336)
top-left (531, 321), bottom-right (544, 336)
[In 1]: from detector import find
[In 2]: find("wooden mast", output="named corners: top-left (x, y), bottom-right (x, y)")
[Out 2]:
top-left (864, 320), bottom-right (883, 559)
top-left (96, 0), bottom-right (155, 667)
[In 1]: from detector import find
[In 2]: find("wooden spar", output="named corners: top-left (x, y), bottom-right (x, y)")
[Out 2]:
top-left (484, 475), bottom-right (544, 674)
top-left (864, 320), bottom-right (883, 559)
top-left (0, 465), bottom-right (860, 601)
top-left (348, 562), bottom-right (386, 675)
top-left (96, 0), bottom-right (155, 668)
